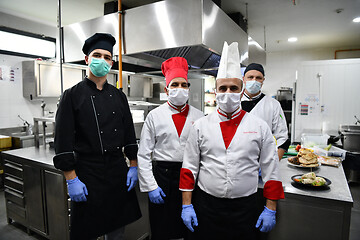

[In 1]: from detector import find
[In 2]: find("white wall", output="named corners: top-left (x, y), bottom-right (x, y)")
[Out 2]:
top-left (293, 59), bottom-right (360, 141)
top-left (0, 12), bottom-right (58, 129)
top-left (262, 46), bottom-right (360, 97)
top-left (0, 54), bottom-right (59, 128)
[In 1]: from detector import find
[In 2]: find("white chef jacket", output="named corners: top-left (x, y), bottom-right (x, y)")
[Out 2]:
top-left (180, 107), bottom-right (283, 199)
top-left (241, 93), bottom-right (288, 147)
top-left (138, 102), bottom-right (204, 192)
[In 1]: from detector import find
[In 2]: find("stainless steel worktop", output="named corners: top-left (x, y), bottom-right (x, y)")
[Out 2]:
top-left (2, 146), bottom-right (56, 170)
top-left (1, 146), bottom-right (150, 240)
top-left (278, 157), bottom-right (353, 204)
top-left (266, 157), bottom-right (353, 240)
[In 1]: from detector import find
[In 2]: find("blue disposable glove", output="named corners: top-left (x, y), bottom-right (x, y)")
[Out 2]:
top-left (256, 206), bottom-right (276, 232)
top-left (66, 176), bottom-right (88, 202)
top-left (148, 186), bottom-right (166, 204)
top-left (127, 166), bottom-right (138, 191)
top-left (181, 204), bottom-right (198, 232)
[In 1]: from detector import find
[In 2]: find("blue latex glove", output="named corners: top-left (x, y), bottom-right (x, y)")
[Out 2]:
top-left (256, 206), bottom-right (276, 232)
top-left (182, 204), bottom-right (198, 232)
top-left (66, 177), bottom-right (88, 202)
top-left (127, 166), bottom-right (138, 191)
top-left (148, 186), bottom-right (166, 204)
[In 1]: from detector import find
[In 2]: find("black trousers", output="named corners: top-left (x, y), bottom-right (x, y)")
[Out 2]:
top-left (188, 187), bottom-right (258, 240)
top-left (149, 161), bottom-right (187, 240)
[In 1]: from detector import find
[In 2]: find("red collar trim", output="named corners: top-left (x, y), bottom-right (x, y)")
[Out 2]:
top-left (167, 101), bottom-right (187, 113)
top-left (217, 107), bottom-right (241, 120)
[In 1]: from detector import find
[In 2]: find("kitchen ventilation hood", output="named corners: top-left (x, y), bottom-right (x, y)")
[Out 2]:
top-left (63, 0), bottom-right (248, 74)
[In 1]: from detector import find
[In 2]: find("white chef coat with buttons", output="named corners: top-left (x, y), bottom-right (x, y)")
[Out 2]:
top-left (180, 107), bottom-right (284, 199)
top-left (137, 102), bottom-right (204, 192)
top-left (241, 93), bottom-right (288, 147)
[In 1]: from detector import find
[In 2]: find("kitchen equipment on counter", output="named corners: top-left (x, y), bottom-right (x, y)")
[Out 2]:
top-left (339, 124), bottom-right (360, 153)
top-left (301, 133), bottom-right (330, 148)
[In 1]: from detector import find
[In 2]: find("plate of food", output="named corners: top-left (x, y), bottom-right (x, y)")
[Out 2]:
top-left (287, 149), bottom-right (321, 168)
top-left (291, 172), bottom-right (331, 188)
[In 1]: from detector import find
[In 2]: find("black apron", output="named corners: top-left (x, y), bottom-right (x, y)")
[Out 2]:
top-left (187, 187), bottom-right (258, 240)
top-left (70, 151), bottom-right (141, 240)
top-left (148, 161), bottom-right (187, 240)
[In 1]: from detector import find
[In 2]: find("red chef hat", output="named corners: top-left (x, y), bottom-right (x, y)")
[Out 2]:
top-left (161, 57), bottom-right (188, 86)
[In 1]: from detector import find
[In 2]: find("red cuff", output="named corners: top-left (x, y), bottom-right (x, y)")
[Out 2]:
top-left (179, 168), bottom-right (195, 190)
top-left (263, 180), bottom-right (285, 200)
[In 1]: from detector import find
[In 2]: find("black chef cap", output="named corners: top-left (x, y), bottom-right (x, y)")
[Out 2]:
top-left (82, 33), bottom-right (116, 56)
top-left (244, 63), bottom-right (265, 76)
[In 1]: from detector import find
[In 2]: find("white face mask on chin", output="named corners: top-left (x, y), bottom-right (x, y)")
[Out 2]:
top-left (216, 92), bottom-right (241, 113)
top-left (167, 88), bottom-right (189, 106)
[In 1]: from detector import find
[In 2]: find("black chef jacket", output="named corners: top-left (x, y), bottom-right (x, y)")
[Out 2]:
top-left (53, 77), bottom-right (141, 239)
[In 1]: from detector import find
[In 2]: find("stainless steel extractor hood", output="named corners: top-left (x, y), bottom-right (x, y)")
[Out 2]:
top-left (63, 0), bottom-right (248, 73)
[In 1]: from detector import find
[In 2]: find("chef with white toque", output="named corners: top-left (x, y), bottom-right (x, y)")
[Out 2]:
top-left (180, 42), bottom-right (284, 240)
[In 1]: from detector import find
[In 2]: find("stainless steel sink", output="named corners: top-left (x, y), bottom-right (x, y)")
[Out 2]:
top-left (10, 132), bottom-right (31, 137)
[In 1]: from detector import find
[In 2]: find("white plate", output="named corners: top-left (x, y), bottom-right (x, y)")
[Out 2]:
top-left (287, 160), bottom-right (321, 168)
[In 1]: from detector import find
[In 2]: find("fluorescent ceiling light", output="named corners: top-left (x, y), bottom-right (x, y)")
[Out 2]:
top-left (0, 30), bottom-right (55, 58)
top-left (288, 37), bottom-right (298, 42)
top-left (353, 17), bottom-right (360, 23)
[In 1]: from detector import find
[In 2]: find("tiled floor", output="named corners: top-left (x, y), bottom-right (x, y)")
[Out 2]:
top-left (1, 183), bottom-right (360, 240)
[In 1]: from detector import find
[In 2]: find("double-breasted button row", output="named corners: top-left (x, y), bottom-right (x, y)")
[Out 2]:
top-left (100, 129), bottom-right (119, 134)
top-left (96, 111), bottom-right (115, 117)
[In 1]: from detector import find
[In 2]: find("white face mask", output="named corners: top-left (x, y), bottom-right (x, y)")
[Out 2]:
top-left (216, 92), bottom-right (241, 113)
top-left (167, 88), bottom-right (189, 106)
top-left (245, 80), bottom-right (262, 94)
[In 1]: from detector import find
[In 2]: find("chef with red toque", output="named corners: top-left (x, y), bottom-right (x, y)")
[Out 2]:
top-left (180, 42), bottom-right (284, 240)
top-left (137, 57), bottom-right (204, 239)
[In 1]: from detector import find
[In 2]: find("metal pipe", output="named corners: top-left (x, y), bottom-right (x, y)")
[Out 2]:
top-left (58, 0), bottom-right (64, 94)
top-left (117, 0), bottom-right (123, 90)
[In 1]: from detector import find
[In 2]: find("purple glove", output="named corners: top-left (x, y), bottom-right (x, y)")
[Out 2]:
top-left (256, 206), bottom-right (276, 232)
top-left (181, 204), bottom-right (198, 232)
top-left (148, 186), bottom-right (166, 204)
top-left (66, 176), bottom-right (88, 202)
top-left (126, 166), bottom-right (138, 191)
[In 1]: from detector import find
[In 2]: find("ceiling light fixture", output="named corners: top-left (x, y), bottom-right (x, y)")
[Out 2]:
top-left (353, 17), bottom-right (360, 23)
top-left (288, 37), bottom-right (298, 42)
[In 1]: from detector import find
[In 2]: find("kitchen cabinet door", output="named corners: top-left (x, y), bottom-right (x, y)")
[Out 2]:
top-left (23, 164), bottom-right (46, 234)
top-left (44, 170), bottom-right (70, 240)
top-left (38, 64), bottom-right (61, 97)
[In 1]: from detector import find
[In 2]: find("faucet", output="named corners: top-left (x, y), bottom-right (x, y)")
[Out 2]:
top-left (41, 100), bottom-right (46, 117)
top-left (355, 115), bottom-right (360, 125)
top-left (18, 115), bottom-right (33, 135)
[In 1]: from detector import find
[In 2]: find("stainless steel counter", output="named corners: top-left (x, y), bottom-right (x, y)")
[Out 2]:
top-left (2, 146), bottom-right (57, 170)
top-left (278, 158), bottom-right (353, 203)
top-left (2, 146), bottom-right (150, 240)
top-left (264, 158), bottom-right (353, 240)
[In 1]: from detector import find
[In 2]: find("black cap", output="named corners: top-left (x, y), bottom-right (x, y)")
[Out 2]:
top-left (244, 63), bottom-right (265, 76)
top-left (82, 33), bottom-right (116, 56)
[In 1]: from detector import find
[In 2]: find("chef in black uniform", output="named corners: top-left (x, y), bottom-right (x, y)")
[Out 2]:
top-left (53, 33), bottom-right (141, 240)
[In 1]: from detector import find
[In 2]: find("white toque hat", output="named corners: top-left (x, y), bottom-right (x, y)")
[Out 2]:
top-left (216, 41), bottom-right (242, 80)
